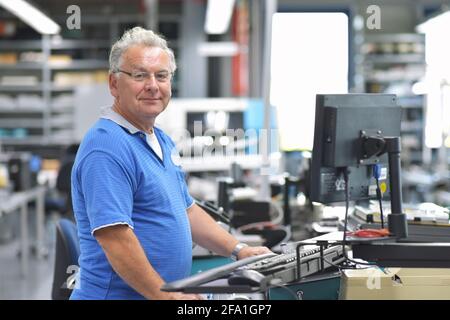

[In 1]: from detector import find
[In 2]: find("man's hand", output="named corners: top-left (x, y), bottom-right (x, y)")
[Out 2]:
top-left (237, 246), bottom-right (273, 260)
top-left (165, 292), bottom-right (205, 300)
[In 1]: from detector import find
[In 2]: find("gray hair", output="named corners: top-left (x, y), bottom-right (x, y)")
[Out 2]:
top-left (109, 26), bottom-right (176, 74)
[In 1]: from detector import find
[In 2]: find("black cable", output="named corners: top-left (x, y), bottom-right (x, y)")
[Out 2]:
top-left (341, 168), bottom-right (377, 267)
top-left (375, 177), bottom-right (385, 229)
top-left (320, 256), bottom-right (348, 270)
top-left (322, 256), bottom-right (371, 270)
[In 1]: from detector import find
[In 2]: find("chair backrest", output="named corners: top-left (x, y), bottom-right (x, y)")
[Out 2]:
top-left (55, 161), bottom-right (74, 194)
top-left (55, 144), bottom-right (78, 214)
top-left (55, 160), bottom-right (75, 217)
top-left (51, 218), bottom-right (80, 300)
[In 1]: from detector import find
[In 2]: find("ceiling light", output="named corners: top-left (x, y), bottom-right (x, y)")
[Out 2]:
top-left (204, 0), bottom-right (235, 34)
top-left (197, 42), bottom-right (239, 57)
top-left (0, 0), bottom-right (60, 35)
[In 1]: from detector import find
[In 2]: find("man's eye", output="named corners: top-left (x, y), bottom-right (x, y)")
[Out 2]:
top-left (156, 73), bottom-right (169, 81)
top-left (132, 73), bottom-right (146, 81)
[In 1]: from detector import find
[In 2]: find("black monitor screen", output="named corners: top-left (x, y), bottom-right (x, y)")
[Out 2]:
top-left (186, 112), bottom-right (205, 136)
top-left (310, 94), bottom-right (401, 204)
top-left (186, 111), bottom-right (244, 136)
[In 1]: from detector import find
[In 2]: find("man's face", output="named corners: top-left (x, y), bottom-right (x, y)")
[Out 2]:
top-left (109, 45), bottom-right (172, 122)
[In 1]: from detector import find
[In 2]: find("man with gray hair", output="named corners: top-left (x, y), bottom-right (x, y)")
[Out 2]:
top-left (70, 27), bottom-right (271, 300)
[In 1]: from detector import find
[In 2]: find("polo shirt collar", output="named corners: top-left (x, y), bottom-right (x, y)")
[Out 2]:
top-left (100, 105), bottom-right (141, 135)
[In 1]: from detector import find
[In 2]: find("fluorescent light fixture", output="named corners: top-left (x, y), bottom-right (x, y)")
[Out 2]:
top-left (204, 0), bottom-right (235, 34)
top-left (0, 0), bottom-right (60, 35)
top-left (197, 41), bottom-right (239, 57)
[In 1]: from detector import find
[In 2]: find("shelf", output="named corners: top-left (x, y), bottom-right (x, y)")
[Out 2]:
top-left (50, 105), bottom-right (74, 113)
top-left (0, 136), bottom-right (74, 145)
top-left (398, 96), bottom-right (424, 108)
top-left (49, 85), bottom-right (76, 91)
top-left (0, 85), bottom-right (43, 92)
top-left (0, 40), bottom-right (42, 50)
top-left (0, 60), bottom-right (108, 70)
top-left (50, 60), bottom-right (109, 70)
top-left (0, 84), bottom-right (75, 92)
top-left (0, 108), bottom-right (44, 114)
top-left (0, 118), bottom-right (43, 128)
top-left (0, 39), bottom-right (111, 50)
top-left (401, 121), bottom-right (423, 132)
top-left (50, 118), bottom-right (73, 128)
top-left (49, 39), bottom-right (110, 49)
top-left (365, 33), bottom-right (425, 43)
top-left (365, 76), bottom-right (423, 83)
top-left (362, 33), bottom-right (426, 166)
top-left (0, 136), bottom-right (46, 145)
top-left (365, 54), bottom-right (425, 64)
top-left (0, 62), bottom-right (43, 70)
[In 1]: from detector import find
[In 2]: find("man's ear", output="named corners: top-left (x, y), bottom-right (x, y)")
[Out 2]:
top-left (109, 73), bottom-right (119, 98)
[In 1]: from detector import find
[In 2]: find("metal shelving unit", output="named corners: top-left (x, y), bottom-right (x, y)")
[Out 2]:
top-left (0, 36), bottom-right (110, 148)
top-left (0, 11), bottom-right (182, 150)
top-left (362, 33), bottom-right (426, 166)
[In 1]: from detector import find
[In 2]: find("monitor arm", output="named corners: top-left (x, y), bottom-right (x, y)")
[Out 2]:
top-left (360, 134), bottom-right (408, 239)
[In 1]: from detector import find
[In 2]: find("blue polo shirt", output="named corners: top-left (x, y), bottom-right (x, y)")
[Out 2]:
top-left (70, 110), bottom-right (194, 300)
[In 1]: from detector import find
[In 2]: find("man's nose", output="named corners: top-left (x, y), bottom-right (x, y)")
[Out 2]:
top-left (144, 74), bottom-right (159, 92)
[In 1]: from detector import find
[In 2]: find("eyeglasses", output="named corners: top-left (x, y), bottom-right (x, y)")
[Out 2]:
top-left (115, 69), bottom-right (173, 83)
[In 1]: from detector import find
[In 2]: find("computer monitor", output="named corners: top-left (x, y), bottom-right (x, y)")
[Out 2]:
top-left (310, 94), bottom-right (407, 238)
top-left (186, 111), bottom-right (244, 136)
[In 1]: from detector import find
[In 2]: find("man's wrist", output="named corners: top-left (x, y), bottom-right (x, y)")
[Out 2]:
top-left (230, 242), bottom-right (248, 261)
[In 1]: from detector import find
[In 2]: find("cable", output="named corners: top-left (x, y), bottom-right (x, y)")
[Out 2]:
top-left (270, 201), bottom-right (284, 225)
top-left (373, 164), bottom-right (385, 229)
top-left (268, 279), bottom-right (300, 300)
top-left (321, 256), bottom-right (370, 270)
top-left (341, 168), bottom-right (377, 267)
top-left (320, 256), bottom-right (346, 270)
top-left (375, 178), bottom-right (385, 228)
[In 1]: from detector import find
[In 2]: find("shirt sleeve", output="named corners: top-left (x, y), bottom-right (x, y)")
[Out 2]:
top-left (77, 150), bottom-right (135, 234)
top-left (179, 169), bottom-right (195, 209)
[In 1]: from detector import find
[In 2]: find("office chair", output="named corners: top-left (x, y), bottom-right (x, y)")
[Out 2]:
top-left (45, 144), bottom-right (78, 220)
top-left (51, 218), bottom-right (80, 300)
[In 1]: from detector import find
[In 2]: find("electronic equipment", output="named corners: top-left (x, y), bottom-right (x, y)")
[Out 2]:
top-left (162, 253), bottom-right (275, 294)
top-left (310, 94), bottom-right (407, 238)
top-left (195, 198), bottom-right (231, 224)
top-left (351, 242), bottom-right (450, 267)
top-left (309, 93), bottom-right (450, 268)
top-left (162, 244), bottom-right (344, 294)
top-left (347, 210), bottom-right (450, 243)
top-left (244, 245), bottom-right (344, 285)
top-left (186, 111), bottom-right (244, 136)
top-left (228, 269), bottom-right (266, 286)
top-left (310, 94), bottom-right (400, 204)
top-left (6, 152), bottom-right (39, 191)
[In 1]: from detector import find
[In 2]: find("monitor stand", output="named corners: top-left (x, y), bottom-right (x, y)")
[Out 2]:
top-left (352, 136), bottom-right (450, 267)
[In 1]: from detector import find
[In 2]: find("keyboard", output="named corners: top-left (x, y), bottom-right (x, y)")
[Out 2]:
top-left (162, 253), bottom-right (276, 293)
top-left (244, 245), bottom-right (344, 284)
top-left (161, 245), bottom-right (344, 293)
top-left (246, 246), bottom-right (322, 273)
